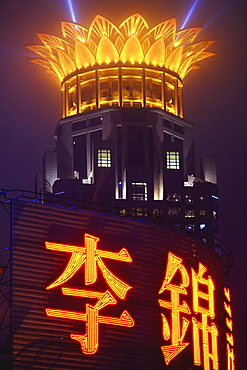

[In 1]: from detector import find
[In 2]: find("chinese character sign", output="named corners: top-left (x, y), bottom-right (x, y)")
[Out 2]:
top-left (224, 287), bottom-right (235, 369)
top-left (45, 233), bottom-right (134, 354)
top-left (45, 236), bottom-right (231, 369)
top-left (158, 252), bottom-right (219, 370)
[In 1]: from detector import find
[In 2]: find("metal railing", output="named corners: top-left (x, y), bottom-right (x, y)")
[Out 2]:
top-left (0, 189), bottom-right (233, 275)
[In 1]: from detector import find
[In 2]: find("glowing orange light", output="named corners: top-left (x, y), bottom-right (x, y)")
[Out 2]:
top-left (227, 343), bottom-right (235, 370)
top-left (224, 287), bottom-right (231, 302)
top-left (224, 302), bottom-right (232, 318)
top-left (45, 233), bottom-right (134, 354)
top-left (158, 252), bottom-right (190, 365)
top-left (29, 14), bottom-right (214, 86)
top-left (46, 300), bottom-right (134, 354)
top-left (191, 263), bottom-right (218, 370)
top-left (45, 234), bottom-right (132, 299)
top-left (46, 289), bottom-right (134, 354)
top-left (224, 287), bottom-right (235, 369)
top-left (226, 317), bottom-right (233, 331)
top-left (192, 263), bottom-right (215, 318)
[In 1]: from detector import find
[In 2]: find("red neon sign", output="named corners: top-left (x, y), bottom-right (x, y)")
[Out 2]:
top-left (158, 252), bottom-right (219, 369)
top-left (45, 233), bottom-right (134, 354)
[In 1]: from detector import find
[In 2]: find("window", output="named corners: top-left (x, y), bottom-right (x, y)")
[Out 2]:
top-left (131, 182), bottom-right (147, 201)
top-left (119, 209), bottom-right (126, 216)
top-left (213, 210), bottom-right (218, 219)
top-left (132, 207), bottom-right (148, 216)
top-left (167, 193), bottom-right (181, 202)
top-left (153, 208), bottom-right (163, 217)
top-left (185, 195), bottom-right (194, 204)
top-left (199, 196), bottom-right (205, 201)
top-left (167, 207), bottom-right (181, 216)
top-left (185, 209), bottom-right (195, 218)
top-left (98, 149), bottom-right (111, 167)
top-left (186, 224), bottom-right (195, 231)
top-left (166, 151), bottom-right (180, 169)
top-left (200, 224), bottom-right (206, 230)
top-left (199, 209), bottom-right (206, 216)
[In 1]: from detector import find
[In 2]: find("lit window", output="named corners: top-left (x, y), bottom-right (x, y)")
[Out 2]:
top-left (199, 209), bottom-right (206, 216)
top-left (131, 183), bottom-right (147, 201)
top-left (199, 196), bottom-right (205, 201)
top-left (185, 195), bottom-right (194, 204)
top-left (166, 151), bottom-right (180, 169)
top-left (186, 224), bottom-right (194, 231)
top-left (132, 207), bottom-right (148, 216)
top-left (98, 149), bottom-right (111, 167)
top-left (167, 193), bottom-right (181, 202)
top-left (167, 207), bottom-right (181, 216)
top-left (119, 208), bottom-right (126, 216)
top-left (200, 224), bottom-right (206, 230)
top-left (185, 209), bottom-right (195, 218)
top-left (153, 208), bottom-right (163, 217)
top-left (213, 210), bottom-right (217, 219)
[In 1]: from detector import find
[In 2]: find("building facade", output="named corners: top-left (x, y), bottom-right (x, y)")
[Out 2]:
top-left (31, 14), bottom-right (219, 240)
top-left (4, 13), bottom-right (235, 369)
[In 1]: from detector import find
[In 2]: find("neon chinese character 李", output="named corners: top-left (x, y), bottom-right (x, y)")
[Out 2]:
top-left (45, 233), bottom-right (134, 354)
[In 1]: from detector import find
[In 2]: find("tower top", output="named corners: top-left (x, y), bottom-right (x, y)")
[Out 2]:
top-left (27, 14), bottom-right (214, 82)
top-left (27, 14), bottom-right (215, 118)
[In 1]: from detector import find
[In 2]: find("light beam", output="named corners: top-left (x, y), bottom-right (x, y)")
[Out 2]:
top-left (180, 0), bottom-right (199, 30)
top-left (203, 0), bottom-right (232, 30)
top-left (67, 0), bottom-right (76, 23)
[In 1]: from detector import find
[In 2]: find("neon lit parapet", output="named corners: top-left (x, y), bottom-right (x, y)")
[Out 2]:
top-left (27, 14), bottom-right (214, 118)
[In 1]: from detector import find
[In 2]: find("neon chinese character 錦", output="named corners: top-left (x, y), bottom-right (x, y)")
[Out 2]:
top-left (192, 263), bottom-right (218, 370)
top-left (158, 252), bottom-right (191, 365)
top-left (45, 233), bottom-right (134, 354)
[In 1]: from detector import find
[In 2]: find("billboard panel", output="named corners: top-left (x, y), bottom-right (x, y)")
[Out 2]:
top-left (12, 200), bottom-right (234, 369)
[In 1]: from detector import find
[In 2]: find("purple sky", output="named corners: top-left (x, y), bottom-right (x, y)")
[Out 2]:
top-left (1, 0), bottom-right (247, 367)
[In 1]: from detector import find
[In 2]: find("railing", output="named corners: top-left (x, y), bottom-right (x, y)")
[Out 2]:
top-left (0, 189), bottom-right (233, 275)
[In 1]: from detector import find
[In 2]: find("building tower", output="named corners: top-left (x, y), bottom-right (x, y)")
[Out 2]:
top-left (4, 14), bottom-right (233, 369)
top-left (30, 14), bottom-right (219, 239)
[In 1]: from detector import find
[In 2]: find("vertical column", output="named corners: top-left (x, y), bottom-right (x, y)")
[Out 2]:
top-left (142, 68), bottom-right (146, 107)
top-left (174, 78), bottom-right (179, 116)
top-left (76, 75), bottom-right (81, 114)
top-left (95, 69), bottom-right (99, 109)
top-left (118, 67), bottom-right (122, 107)
top-left (61, 86), bottom-right (65, 118)
top-left (162, 72), bottom-right (166, 111)
top-left (64, 82), bottom-right (69, 117)
top-left (178, 85), bottom-right (183, 118)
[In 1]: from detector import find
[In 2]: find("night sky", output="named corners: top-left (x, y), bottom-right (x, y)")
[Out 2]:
top-left (1, 0), bottom-right (247, 367)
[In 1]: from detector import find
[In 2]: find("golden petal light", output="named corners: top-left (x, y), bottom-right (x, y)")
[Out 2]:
top-left (145, 39), bottom-right (165, 66)
top-left (120, 35), bottom-right (144, 63)
top-left (61, 22), bottom-right (88, 43)
top-left (119, 14), bottom-right (148, 38)
top-left (96, 36), bottom-right (119, 64)
top-left (28, 14), bottom-right (214, 118)
top-left (75, 40), bottom-right (95, 69)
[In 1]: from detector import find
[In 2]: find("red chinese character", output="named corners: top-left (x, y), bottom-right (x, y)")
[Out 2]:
top-left (158, 252), bottom-right (191, 365)
top-left (45, 233), bottom-right (134, 354)
top-left (191, 263), bottom-right (218, 370)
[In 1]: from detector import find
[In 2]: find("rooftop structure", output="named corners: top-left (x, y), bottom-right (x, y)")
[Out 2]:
top-left (0, 12), bottom-right (235, 370)
top-left (28, 14), bottom-right (219, 240)
top-left (27, 14), bottom-right (214, 118)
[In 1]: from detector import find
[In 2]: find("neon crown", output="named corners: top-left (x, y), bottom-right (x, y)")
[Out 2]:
top-left (27, 14), bottom-right (214, 82)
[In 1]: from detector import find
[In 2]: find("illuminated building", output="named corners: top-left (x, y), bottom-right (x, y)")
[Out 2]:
top-left (0, 14), bottom-right (234, 370)
top-left (32, 14), bottom-right (219, 239)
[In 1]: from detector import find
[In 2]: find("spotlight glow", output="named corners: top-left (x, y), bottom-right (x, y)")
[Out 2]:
top-left (67, 0), bottom-right (76, 23)
top-left (181, 0), bottom-right (199, 30)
